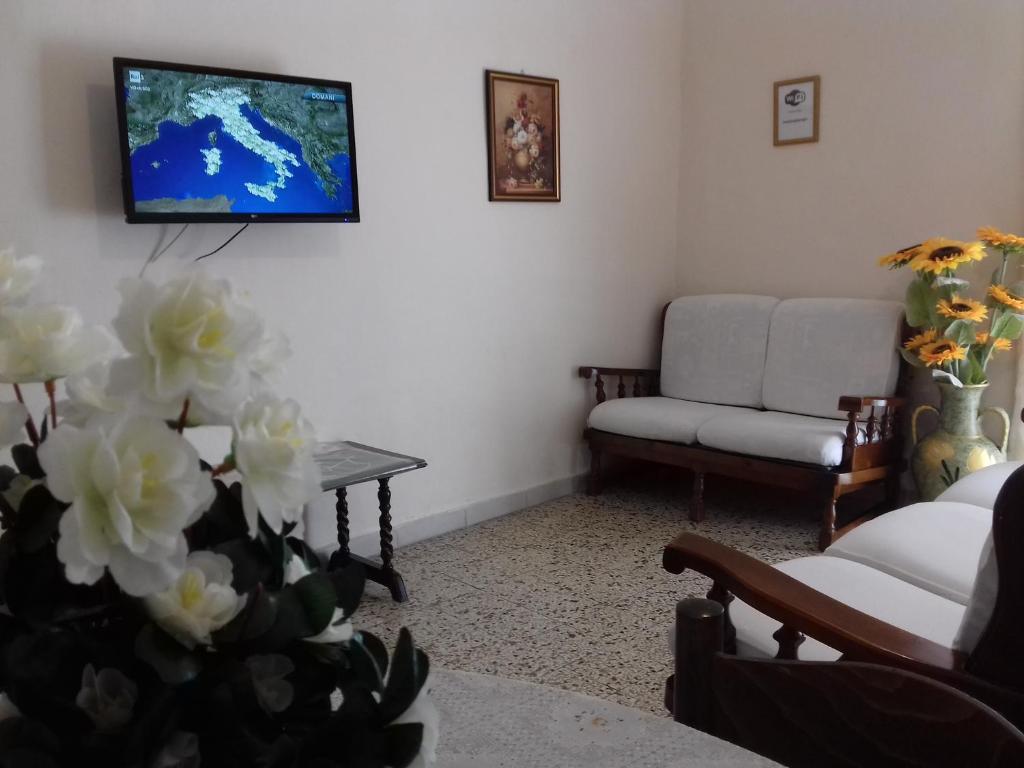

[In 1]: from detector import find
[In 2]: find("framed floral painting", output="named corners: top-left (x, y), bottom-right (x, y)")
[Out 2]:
top-left (485, 70), bottom-right (560, 202)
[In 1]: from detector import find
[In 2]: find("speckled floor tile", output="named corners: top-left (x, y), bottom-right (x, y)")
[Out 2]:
top-left (349, 480), bottom-right (818, 715)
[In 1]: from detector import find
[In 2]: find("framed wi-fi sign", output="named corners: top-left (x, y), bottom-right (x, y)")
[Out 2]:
top-left (774, 75), bottom-right (820, 146)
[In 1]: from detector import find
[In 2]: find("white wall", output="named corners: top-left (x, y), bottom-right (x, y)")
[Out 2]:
top-left (0, 0), bottom-right (685, 547)
top-left (677, 0), bottom-right (1024, 424)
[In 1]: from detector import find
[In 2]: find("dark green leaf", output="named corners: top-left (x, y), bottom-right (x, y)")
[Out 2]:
top-left (13, 485), bottom-right (65, 553)
top-left (293, 572), bottom-right (337, 635)
top-left (214, 537), bottom-right (272, 593)
top-left (382, 723), bottom-right (424, 768)
top-left (214, 586), bottom-right (278, 644)
top-left (10, 445), bottom-right (43, 480)
top-left (898, 347), bottom-right (926, 369)
top-left (329, 561), bottom-right (366, 616)
top-left (0, 465), bottom-right (17, 493)
top-left (135, 624), bottom-right (201, 684)
top-left (378, 628), bottom-right (425, 722)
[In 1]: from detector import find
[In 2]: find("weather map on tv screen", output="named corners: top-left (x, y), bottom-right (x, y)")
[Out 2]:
top-left (119, 64), bottom-right (356, 218)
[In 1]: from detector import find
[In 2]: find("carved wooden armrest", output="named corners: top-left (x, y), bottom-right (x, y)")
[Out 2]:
top-left (663, 532), bottom-right (962, 674)
top-left (578, 366), bottom-right (659, 402)
top-left (837, 395), bottom-right (907, 466)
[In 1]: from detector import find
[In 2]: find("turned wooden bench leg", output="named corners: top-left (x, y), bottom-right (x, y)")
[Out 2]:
top-left (818, 491), bottom-right (839, 551)
top-left (690, 471), bottom-right (706, 522)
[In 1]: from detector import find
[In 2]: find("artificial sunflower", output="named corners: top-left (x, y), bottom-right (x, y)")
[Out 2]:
top-left (878, 244), bottom-right (921, 269)
top-left (988, 284), bottom-right (1024, 312)
top-left (975, 331), bottom-right (1013, 352)
top-left (909, 237), bottom-right (986, 275)
top-left (918, 339), bottom-right (967, 367)
top-left (977, 226), bottom-right (1024, 251)
top-left (904, 328), bottom-right (938, 351)
top-left (937, 295), bottom-right (988, 322)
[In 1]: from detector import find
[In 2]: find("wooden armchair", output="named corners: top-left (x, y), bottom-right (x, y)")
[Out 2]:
top-left (664, 464), bottom-right (1024, 739)
top-left (670, 599), bottom-right (1024, 767)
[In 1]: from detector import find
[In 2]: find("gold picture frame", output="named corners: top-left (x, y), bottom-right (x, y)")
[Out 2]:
top-left (485, 70), bottom-right (561, 202)
top-left (774, 75), bottom-right (820, 146)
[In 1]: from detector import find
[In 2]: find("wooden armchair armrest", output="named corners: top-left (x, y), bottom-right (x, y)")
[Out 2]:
top-left (578, 366), bottom-right (659, 401)
top-left (663, 532), bottom-right (963, 675)
top-left (837, 395), bottom-right (908, 411)
top-left (837, 394), bottom-right (907, 468)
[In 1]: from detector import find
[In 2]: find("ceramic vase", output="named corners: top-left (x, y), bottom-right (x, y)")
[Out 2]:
top-left (910, 382), bottom-right (1009, 501)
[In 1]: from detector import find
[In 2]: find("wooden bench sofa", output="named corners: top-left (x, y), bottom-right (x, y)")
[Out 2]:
top-left (664, 460), bottom-right (1024, 763)
top-left (579, 295), bottom-right (907, 550)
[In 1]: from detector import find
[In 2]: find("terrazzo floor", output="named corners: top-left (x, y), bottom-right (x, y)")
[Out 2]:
top-left (353, 477), bottom-right (824, 715)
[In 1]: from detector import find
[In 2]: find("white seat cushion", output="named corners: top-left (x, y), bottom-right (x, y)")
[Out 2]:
top-left (935, 461), bottom-right (1024, 509)
top-left (825, 502), bottom-right (990, 604)
top-left (731, 556), bottom-right (966, 661)
top-left (660, 295), bottom-right (779, 408)
top-left (696, 410), bottom-right (861, 467)
top-left (587, 397), bottom-right (754, 444)
top-left (761, 298), bottom-right (903, 419)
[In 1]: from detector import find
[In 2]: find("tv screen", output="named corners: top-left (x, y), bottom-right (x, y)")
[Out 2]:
top-left (113, 58), bottom-right (359, 223)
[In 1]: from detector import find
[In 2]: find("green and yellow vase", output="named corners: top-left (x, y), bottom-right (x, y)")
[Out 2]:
top-left (911, 382), bottom-right (1009, 501)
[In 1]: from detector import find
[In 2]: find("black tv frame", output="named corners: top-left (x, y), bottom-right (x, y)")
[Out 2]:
top-left (113, 57), bottom-right (360, 224)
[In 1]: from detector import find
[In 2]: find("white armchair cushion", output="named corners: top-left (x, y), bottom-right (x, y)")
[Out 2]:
top-left (660, 295), bottom-right (779, 408)
top-left (825, 502), bottom-right (990, 604)
top-left (696, 410), bottom-right (861, 467)
top-left (935, 461), bottom-right (1024, 509)
top-left (587, 397), bottom-right (754, 444)
top-left (953, 532), bottom-right (998, 653)
top-left (761, 298), bottom-right (903, 419)
top-left (730, 556), bottom-right (966, 661)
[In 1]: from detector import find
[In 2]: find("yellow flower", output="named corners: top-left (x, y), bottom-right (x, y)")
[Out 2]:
top-left (988, 284), bottom-right (1024, 312)
top-left (975, 331), bottom-right (1012, 352)
top-left (878, 244), bottom-right (922, 269)
top-left (909, 238), bottom-right (986, 274)
top-left (937, 295), bottom-right (987, 322)
top-left (904, 328), bottom-right (938, 351)
top-left (918, 339), bottom-right (967, 367)
top-left (977, 226), bottom-right (1024, 251)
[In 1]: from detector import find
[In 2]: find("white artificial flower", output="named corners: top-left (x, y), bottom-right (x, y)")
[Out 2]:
top-left (150, 731), bottom-right (200, 768)
top-left (110, 272), bottom-right (264, 424)
top-left (76, 664), bottom-right (137, 731)
top-left (0, 248), bottom-right (42, 307)
top-left (284, 554), bottom-right (353, 644)
top-left (0, 401), bottom-right (27, 446)
top-left (38, 412), bottom-right (215, 596)
top-left (250, 330), bottom-right (291, 394)
top-left (232, 395), bottom-right (321, 535)
top-left (60, 361), bottom-right (126, 426)
top-left (390, 676), bottom-right (440, 768)
top-left (143, 551), bottom-right (245, 649)
top-left (0, 304), bottom-right (113, 383)
top-left (245, 654), bottom-right (295, 714)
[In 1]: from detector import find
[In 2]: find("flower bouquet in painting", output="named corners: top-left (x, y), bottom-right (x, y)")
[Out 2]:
top-left (880, 229), bottom-right (1024, 498)
top-left (0, 250), bottom-right (436, 767)
top-left (499, 92), bottom-right (551, 193)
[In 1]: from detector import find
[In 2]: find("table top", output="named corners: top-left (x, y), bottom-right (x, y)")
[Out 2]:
top-left (314, 441), bottom-right (427, 491)
top-left (431, 669), bottom-right (781, 768)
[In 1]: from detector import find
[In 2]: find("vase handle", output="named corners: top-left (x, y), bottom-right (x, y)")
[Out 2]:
top-left (982, 406), bottom-right (1010, 454)
top-left (911, 404), bottom-right (939, 445)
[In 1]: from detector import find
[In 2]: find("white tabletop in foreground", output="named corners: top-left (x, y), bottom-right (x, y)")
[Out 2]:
top-left (431, 669), bottom-right (781, 768)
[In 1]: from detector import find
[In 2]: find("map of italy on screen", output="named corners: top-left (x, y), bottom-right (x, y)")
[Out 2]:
top-left (124, 67), bottom-right (354, 215)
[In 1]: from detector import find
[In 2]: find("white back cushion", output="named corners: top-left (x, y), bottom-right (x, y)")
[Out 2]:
top-left (762, 299), bottom-right (903, 419)
top-left (660, 294), bottom-right (779, 407)
top-left (936, 461), bottom-right (1024, 509)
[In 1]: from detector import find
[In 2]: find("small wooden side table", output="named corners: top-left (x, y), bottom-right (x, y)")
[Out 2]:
top-left (314, 441), bottom-right (427, 603)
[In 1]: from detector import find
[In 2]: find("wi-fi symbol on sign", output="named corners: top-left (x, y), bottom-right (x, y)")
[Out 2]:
top-left (784, 89), bottom-right (806, 107)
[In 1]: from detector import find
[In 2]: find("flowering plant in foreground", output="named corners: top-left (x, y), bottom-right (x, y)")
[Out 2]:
top-left (879, 228), bottom-right (1024, 386)
top-left (0, 253), bottom-right (435, 767)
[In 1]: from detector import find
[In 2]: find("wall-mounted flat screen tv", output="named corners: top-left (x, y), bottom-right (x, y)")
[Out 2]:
top-left (113, 58), bottom-right (359, 223)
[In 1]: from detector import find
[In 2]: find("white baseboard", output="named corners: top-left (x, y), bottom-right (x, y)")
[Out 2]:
top-left (326, 472), bottom-right (586, 559)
